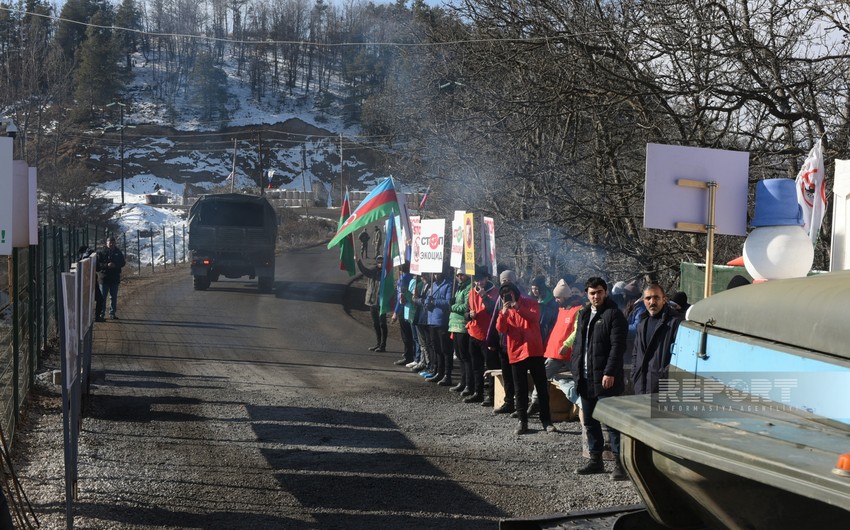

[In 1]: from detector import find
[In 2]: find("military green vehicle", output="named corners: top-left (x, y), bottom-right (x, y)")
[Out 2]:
top-left (187, 193), bottom-right (278, 292)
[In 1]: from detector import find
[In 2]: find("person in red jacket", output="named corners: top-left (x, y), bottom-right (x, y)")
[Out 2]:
top-left (465, 265), bottom-right (499, 403)
top-left (528, 279), bottom-right (583, 412)
top-left (496, 282), bottom-right (554, 434)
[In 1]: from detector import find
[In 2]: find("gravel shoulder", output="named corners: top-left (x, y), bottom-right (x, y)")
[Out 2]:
top-left (10, 257), bottom-right (641, 530)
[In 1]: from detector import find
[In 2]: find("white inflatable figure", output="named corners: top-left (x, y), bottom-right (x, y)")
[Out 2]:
top-left (743, 179), bottom-right (814, 280)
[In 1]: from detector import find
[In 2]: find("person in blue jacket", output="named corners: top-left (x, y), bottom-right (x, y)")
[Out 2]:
top-left (425, 262), bottom-right (454, 385)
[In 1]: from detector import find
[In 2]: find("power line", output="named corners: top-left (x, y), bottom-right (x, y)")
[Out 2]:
top-left (0, 5), bottom-right (616, 49)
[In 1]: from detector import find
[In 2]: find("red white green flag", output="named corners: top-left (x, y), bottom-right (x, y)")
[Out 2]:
top-left (327, 178), bottom-right (399, 249)
top-left (337, 190), bottom-right (356, 277)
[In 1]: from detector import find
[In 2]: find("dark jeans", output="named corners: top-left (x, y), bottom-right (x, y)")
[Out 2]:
top-left (582, 393), bottom-right (621, 457)
top-left (399, 319), bottom-right (414, 362)
top-left (498, 348), bottom-right (515, 401)
top-left (454, 332), bottom-right (471, 388)
top-left (469, 337), bottom-right (487, 394)
top-left (99, 282), bottom-right (119, 317)
top-left (416, 323), bottom-right (433, 370)
top-left (512, 356), bottom-right (551, 424)
top-left (429, 326), bottom-right (453, 378)
top-left (370, 305), bottom-right (387, 348)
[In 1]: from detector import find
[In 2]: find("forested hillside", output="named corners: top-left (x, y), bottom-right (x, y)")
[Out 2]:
top-left (1, 0), bottom-right (848, 285)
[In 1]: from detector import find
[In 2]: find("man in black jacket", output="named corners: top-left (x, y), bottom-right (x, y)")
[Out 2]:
top-left (96, 237), bottom-right (126, 320)
top-left (571, 277), bottom-right (628, 480)
top-left (632, 284), bottom-right (682, 395)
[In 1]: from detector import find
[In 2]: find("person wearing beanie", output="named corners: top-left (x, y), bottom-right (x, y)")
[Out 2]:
top-left (536, 279), bottom-right (582, 415)
top-left (499, 270), bottom-right (517, 284)
top-left (496, 282), bottom-right (554, 435)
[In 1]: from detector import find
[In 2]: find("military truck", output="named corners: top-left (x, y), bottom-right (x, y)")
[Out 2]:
top-left (187, 193), bottom-right (278, 291)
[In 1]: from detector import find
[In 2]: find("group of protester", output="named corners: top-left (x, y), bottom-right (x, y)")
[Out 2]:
top-left (355, 252), bottom-right (687, 482)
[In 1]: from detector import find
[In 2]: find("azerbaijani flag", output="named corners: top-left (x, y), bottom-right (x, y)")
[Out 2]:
top-left (338, 190), bottom-right (356, 276)
top-left (379, 212), bottom-right (400, 315)
top-left (327, 178), bottom-right (399, 248)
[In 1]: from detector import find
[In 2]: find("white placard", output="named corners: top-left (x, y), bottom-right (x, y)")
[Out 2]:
top-left (482, 217), bottom-right (497, 276)
top-left (409, 216), bottom-right (421, 275)
top-left (28, 167), bottom-right (38, 245)
top-left (450, 211), bottom-right (465, 269)
top-left (62, 272), bottom-right (79, 390)
top-left (417, 218), bottom-right (446, 273)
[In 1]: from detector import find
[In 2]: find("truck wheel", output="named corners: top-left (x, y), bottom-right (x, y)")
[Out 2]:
top-left (258, 277), bottom-right (274, 292)
top-left (193, 275), bottom-right (211, 291)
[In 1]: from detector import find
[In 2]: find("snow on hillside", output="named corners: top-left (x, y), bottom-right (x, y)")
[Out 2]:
top-left (97, 51), bottom-right (367, 266)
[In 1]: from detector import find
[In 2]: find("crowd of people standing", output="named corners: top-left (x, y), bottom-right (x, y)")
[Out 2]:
top-left (355, 251), bottom-right (687, 482)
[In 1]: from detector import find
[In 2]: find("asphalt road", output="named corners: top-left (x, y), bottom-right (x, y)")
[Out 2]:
top-left (28, 243), bottom-right (639, 529)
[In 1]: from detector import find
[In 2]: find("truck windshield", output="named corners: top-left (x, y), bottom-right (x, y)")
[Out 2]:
top-left (196, 201), bottom-right (265, 227)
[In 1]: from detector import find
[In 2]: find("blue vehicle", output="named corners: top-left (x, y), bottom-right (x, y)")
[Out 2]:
top-left (594, 270), bottom-right (850, 530)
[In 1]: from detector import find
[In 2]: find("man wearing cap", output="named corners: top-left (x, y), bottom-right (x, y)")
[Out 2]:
top-left (571, 276), bottom-right (628, 480)
top-left (356, 254), bottom-right (387, 352)
top-left (465, 265), bottom-right (499, 404)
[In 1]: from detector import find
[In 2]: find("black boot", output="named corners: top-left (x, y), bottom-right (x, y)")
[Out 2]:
top-left (482, 384), bottom-right (495, 407)
top-left (437, 376), bottom-right (453, 387)
top-left (463, 393), bottom-right (484, 403)
top-left (493, 401), bottom-right (515, 414)
top-left (515, 410), bottom-right (528, 435)
top-left (575, 453), bottom-right (605, 475)
top-left (450, 382), bottom-right (466, 392)
top-left (610, 457), bottom-right (628, 481)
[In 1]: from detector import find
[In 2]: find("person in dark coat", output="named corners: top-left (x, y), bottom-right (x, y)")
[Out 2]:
top-left (96, 237), bottom-right (126, 320)
top-left (632, 284), bottom-right (682, 395)
top-left (571, 277), bottom-right (628, 480)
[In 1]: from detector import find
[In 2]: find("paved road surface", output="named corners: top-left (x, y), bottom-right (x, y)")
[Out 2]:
top-left (45, 243), bottom-right (639, 529)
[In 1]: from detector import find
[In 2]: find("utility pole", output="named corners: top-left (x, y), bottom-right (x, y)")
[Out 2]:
top-left (339, 133), bottom-right (343, 207)
top-left (301, 142), bottom-right (309, 216)
top-left (106, 101), bottom-right (126, 204)
top-left (257, 130), bottom-right (264, 196)
top-left (230, 138), bottom-right (237, 193)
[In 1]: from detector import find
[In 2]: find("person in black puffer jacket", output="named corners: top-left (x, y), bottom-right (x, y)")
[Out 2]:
top-left (96, 236), bottom-right (126, 320)
top-left (570, 276), bottom-right (628, 480)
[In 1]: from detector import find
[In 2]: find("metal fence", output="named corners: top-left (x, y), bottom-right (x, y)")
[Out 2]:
top-left (0, 223), bottom-right (189, 444)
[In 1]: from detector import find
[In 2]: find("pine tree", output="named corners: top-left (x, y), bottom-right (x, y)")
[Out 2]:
top-left (72, 9), bottom-right (122, 123)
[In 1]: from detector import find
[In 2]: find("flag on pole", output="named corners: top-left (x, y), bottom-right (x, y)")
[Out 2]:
top-left (327, 177), bottom-right (399, 248)
top-left (795, 139), bottom-right (827, 244)
top-left (379, 211), bottom-right (399, 315)
top-left (337, 190), bottom-right (356, 276)
top-left (418, 185), bottom-right (430, 210)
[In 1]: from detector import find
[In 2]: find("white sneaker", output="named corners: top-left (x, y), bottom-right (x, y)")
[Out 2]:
top-left (405, 361), bottom-right (417, 368)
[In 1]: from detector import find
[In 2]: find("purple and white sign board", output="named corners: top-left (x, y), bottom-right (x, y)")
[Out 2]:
top-left (644, 143), bottom-right (749, 236)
